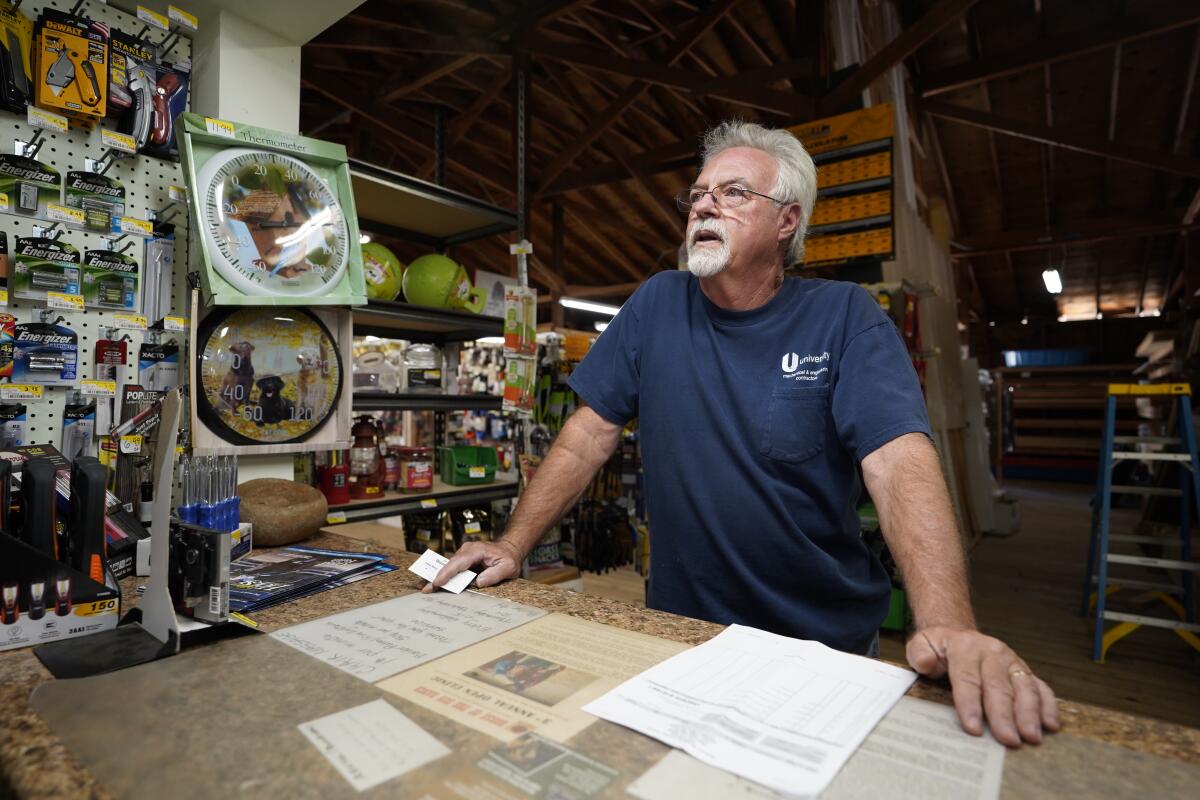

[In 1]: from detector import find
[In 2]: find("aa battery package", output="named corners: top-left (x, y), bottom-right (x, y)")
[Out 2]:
top-left (33, 9), bottom-right (108, 122)
top-left (139, 341), bottom-right (178, 391)
top-left (82, 248), bottom-right (138, 310)
top-left (12, 237), bottom-right (79, 300)
top-left (0, 403), bottom-right (25, 447)
top-left (0, 154), bottom-right (60, 217)
top-left (0, 312), bottom-right (13, 378)
top-left (12, 321), bottom-right (77, 385)
top-left (0, 1), bottom-right (32, 113)
top-left (64, 171), bottom-right (126, 233)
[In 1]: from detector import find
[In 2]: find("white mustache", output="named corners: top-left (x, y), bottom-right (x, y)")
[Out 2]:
top-left (689, 218), bottom-right (727, 246)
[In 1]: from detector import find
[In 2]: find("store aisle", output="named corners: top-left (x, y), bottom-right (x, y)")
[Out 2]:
top-left (580, 481), bottom-right (1200, 729)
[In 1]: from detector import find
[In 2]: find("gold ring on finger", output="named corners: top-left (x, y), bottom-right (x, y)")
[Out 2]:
top-left (1010, 668), bottom-right (1029, 679)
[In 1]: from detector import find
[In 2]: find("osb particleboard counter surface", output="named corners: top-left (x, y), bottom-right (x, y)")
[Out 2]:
top-left (1, 527), bottom-right (1198, 798)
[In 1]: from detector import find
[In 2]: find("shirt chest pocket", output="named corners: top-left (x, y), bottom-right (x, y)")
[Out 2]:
top-left (759, 385), bottom-right (830, 463)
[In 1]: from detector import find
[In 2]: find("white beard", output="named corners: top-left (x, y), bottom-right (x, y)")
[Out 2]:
top-left (686, 219), bottom-right (731, 278)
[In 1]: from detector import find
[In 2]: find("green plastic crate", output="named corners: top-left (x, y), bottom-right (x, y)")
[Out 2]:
top-left (439, 446), bottom-right (498, 486)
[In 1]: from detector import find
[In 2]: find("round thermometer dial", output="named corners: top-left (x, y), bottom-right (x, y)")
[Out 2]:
top-left (197, 148), bottom-right (349, 297)
top-left (196, 307), bottom-right (343, 446)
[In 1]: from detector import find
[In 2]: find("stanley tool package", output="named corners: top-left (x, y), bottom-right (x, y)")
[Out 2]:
top-left (0, 1), bottom-right (33, 113)
top-left (34, 8), bottom-right (108, 122)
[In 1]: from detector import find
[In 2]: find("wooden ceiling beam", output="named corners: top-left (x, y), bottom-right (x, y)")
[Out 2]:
top-left (523, 33), bottom-right (813, 116)
top-left (951, 222), bottom-right (1200, 260)
top-left (542, 139), bottom-right (699, 196)
top-left (533, 0), bottom-right (742, 194)
top-left (414, 67), bottom-right (511, 179)
top-left (381, 55), bottom-right (479, 103)
top-left (308, 26), bottom-right (509, 57)
top-left (923, 101), bottom-right (1200, 179)
top-left (920, 6), bottom-right (1200, 98)
top-left (820, 0), bottom-right (981, 114)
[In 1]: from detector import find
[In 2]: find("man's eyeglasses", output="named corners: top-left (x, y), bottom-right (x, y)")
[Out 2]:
top-left (674, 183), bottom-right (789, 213)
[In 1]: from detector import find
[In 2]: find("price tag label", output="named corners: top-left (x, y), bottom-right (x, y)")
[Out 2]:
top-left (118, 216), bottom-right (153, 236)
top-left (101, 129), bottom-right (138, 154)
top-left (204, 117), bottom-right (236, 138)
top-left (168, 185), bottom-right (187, 203)
top-left (326, 511), bottom-right (347, 525)
top-left (468, 466), bottom-right (487, 479)
top-left (464, 521), bottom-right (482, 534)
top-left (27, 106), bottom-right (68, 133)
top-left (47, 204), bottom-right (85, 225)
top-left (137, 6), bottom-right (170, 31)
top-left (163, 315), bottom-right (188, 331)
top-left (168, 5), bottom-right (198, 30)
top-left (0, 384), bottom-right (43, 401)
top-left (509, 241), bottom-right (534, 255)
top-left (120, 434), bottom-right (144, 454)
top-left (113, 313), bottom-right (148, 330)
top-left (47, 291), bottom-right (85, 311)
top-left (419, 498), bottom-right (438, 509)
top-left (0, 289), bottom-right (7, 307)
top-left (0, 193), bottom-right (8, 212)
top-left (80, 379), bottom-right (117, 397)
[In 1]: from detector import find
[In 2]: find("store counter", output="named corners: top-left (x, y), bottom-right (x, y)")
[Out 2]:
top-left (1, 527), bottom-right (1198, 798)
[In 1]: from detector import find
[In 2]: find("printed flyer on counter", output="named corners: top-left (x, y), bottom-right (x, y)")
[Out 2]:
top-left (378, 613), bottom-right (688, 743)
top-left (416, 733), bottom-right (620, 800)
top-left (272, 591), bottom-right (547, 683)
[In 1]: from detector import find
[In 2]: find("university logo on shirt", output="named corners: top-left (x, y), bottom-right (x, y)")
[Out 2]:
top-left (781, 351), bottom-right (830, 382)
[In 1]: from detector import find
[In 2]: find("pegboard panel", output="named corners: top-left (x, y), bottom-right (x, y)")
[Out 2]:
top-left (1, 0), bottom-right (192, 448)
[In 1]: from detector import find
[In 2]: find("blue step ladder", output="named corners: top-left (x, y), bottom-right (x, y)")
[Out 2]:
top-left (1082, 383), bottom-right (1200, 662)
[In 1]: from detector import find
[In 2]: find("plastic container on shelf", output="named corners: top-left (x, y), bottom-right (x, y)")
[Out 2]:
top-left (396, 446), bottom-right (434, 492)
top-left (438, 445), bottom-right (498, 486)
top-left (352, 346), bottom-right (400, 392)
top-left (403, 342), bottom-right (445, 394)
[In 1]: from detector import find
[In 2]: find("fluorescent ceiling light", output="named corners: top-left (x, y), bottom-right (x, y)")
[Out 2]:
top-left (475, 336), bottom-right (505, 345)
top-left (560, 297), bottom-right (621, 316)
top-left (594, 321), bottom-right (609, 333)
top-left (1042, 269), bottom-right (1062, 294)
top-left (359, 233), bottom-right (372, 244)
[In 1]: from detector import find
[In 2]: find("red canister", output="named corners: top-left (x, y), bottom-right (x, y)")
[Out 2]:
top-left (397, 446), bottom-right (434, 492)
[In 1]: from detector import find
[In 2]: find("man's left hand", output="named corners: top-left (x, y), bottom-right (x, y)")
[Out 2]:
top-left (906, 627), bottom-right (1060, 747)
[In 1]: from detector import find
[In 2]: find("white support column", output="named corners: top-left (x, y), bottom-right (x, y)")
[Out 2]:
top-left (150, 0), bottom-right (362, 481)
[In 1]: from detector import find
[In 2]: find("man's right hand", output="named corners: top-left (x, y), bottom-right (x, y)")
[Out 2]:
top-left (422, 539), bottom-right (523, 593)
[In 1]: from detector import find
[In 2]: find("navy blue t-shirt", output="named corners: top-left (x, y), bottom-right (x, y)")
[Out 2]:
top-left (568, 272), bottom-right (932, 653)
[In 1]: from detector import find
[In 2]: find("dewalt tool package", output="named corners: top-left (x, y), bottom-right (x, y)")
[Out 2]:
top-left (34, 8), bottom-right (108, 122)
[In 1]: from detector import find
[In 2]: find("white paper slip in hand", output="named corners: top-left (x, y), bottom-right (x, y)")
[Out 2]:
top-left (409, 548), bottom-right (476, 593)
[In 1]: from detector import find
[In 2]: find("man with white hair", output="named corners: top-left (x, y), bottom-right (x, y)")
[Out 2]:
top-left (429, 121), bottom-right (1060, 747)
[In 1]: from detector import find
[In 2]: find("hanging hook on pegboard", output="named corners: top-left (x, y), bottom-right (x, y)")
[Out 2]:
top-left (20, 130), bottom-right (46, 159)
top-left (103, 328), bottom-right (133, 343)
top-left (37, 222), bottom-right (64, 240)
top-left (159, 30), bottom-right (182, 55)
top-left (38, 310), bottom-right (66, 325)
top-left (68, 0), bottom-right (86, 16)
top-left (95, 150), bottom-right (120, 176)
top-left (152, 208), bottom-right (178, 224)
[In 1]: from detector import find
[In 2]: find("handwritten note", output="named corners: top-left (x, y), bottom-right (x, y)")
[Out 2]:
top-left (299, 699), bottom-right (449, 792)
top-left (271, 591), bottom-right (546, 683)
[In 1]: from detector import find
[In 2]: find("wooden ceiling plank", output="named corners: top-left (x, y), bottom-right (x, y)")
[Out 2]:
top-left (533, 0), bottom-right (742, 194)
top-left (923, 101), bottom-right (1200, 180)
top-left (925, 116), bottom-right (961, 236)
top-left (1135, 236), bottom-right (1155, 316)
top-left (820, 0), bottom-right (981, 115)
top-left (920, 6), bottom-right (1200, 98)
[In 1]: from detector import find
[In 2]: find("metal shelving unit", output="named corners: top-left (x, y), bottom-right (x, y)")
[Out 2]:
top-left (352, 392), bottom-right (503, 412)
top-left (329, 478), bottom-right (520, 523)
top-left (340, 160), bottom-right (517, 527)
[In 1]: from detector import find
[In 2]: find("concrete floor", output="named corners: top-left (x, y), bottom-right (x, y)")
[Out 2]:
top-left (579, 480), bottom-right (1200, 729)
